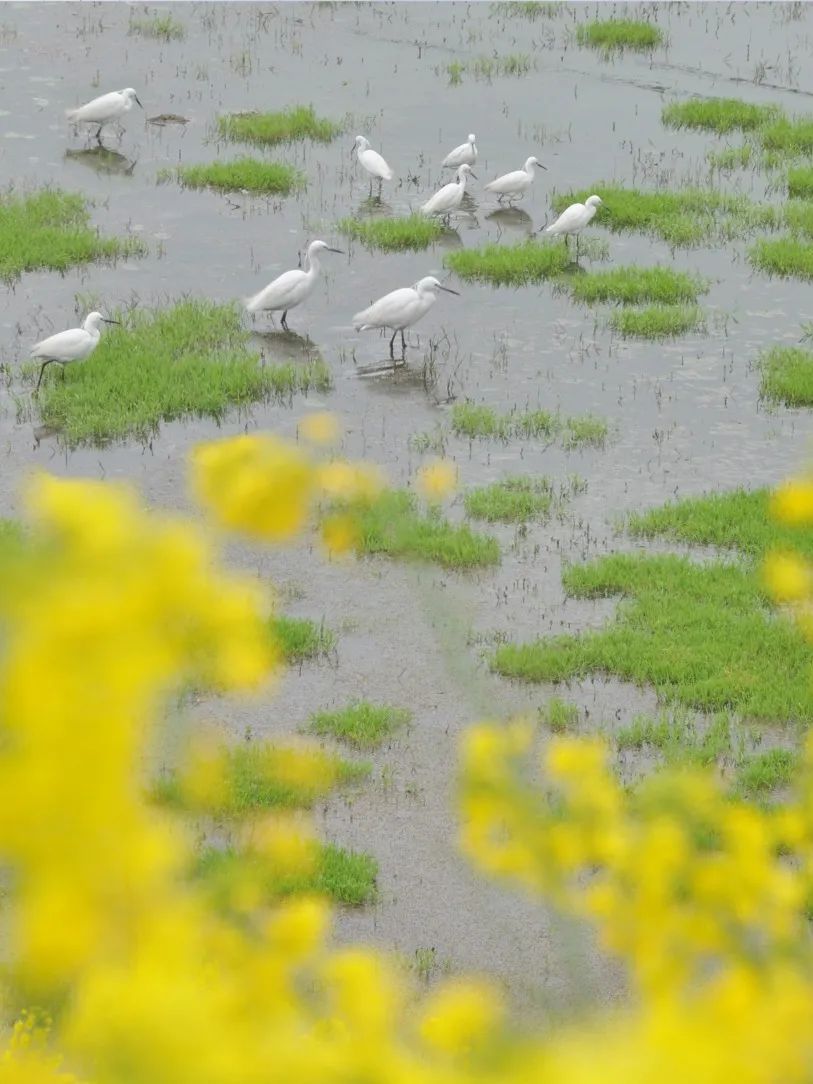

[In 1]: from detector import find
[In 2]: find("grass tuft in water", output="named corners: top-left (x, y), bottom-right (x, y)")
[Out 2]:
top-left (471, 54), bottom-right (531, 78)
top-left (451, 403), bottom-right (608, 448)
top-left (491, 1), bottom-right (561, 17)
top-left (129, 13), bottom-right (184, 39)
top-left (539, 698), bottom-right (579, 733)
top-left (162, 158), bottom-right (305, 195)
top-left (609, 304), bottom-right (705, 338)
top-left (575, 19), bottom-right (663, 51)
top-left (216, 105), bottom-right (341, 146)
top-left (568, 267), bottom-right (706, 305)
top-left (0, 188), bottom-right (145, 282)
top-left (787, 167), bottom-right (813, 199)
top-left (749, 236), bottom-right (813, 280)
top-left (706, 145), bottom-right (753, 171)
top-left (733, 749), bottom-right (799, 798)
top-left (759, 346), bottom-right (813, 406)
top-left (270, 616), bottom-right (336, 663)
top-left (759, 116), bottom-right (813, 156)
top-left (308, 701), bottom-right (411, 749)
top-left (562, 415), bottom-right (609, 448)
top-left (617, 711), bottom-right (734, 770)
top-left (463, 478), bottom-right (555, 523)
top-left (662, 98), bottom-right (779, 134)
top-left (337, 214), bottom-right (445, 251)
top-left (444, 240), bottom-right (571, 285)
top-left (33, 301), bottom-right (331, 446)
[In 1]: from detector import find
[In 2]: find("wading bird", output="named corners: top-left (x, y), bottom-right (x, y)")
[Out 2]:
top-left (485, 155), bottom-right (546, 203)
top-left (245, 240), bottom-right (344, 331)
top-left (442, 133), bottom-right (477, 169)
top-left (66, 88), bottom-right (143, 142)
top-left (543, 194), bottom-right (603, 257)
top-left (352, 135), bottom-right (394, 196)
top-left (353, 276), bottom-right (460, 358)
top-left (32, 312), bottom-right (120, 393)
top-left (420, 163), bottom-right (475, 220)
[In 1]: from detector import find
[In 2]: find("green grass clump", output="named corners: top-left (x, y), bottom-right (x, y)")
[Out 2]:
top-left (338, 214), bottom-right (444, 252)
top-left (628, 487), bottom-right (813, 560)
top-left (733, 748), bottom-right (799, 798)
top-left (706, 145), bottom-right (753, 171)
top-left (0, 188), bottom-right (145, 282)
top-left (617, 711), bottom-right (733, 766)
top-left (308, 701), bottom-right (411, 749)
top-left (759, 346), bottom-right (813, 406)
top-left (491, 1), bottom-right (561, 17)
top-left (216, 105), bottom-right (341, 146)
top-left (164, 158), bottom-right (305, 195)
top-left (463, 478), bottom-right (555, 523)
top-left (787, 167), bottom-right (813, 198)
top-left (749, 236), bottom-right (813, 280)
top-left (444, 240), bottom-right (571, 286)
top-left (451, 403), bottom-right (608, 448)
top-left (492, 553), bottom-right (813, 722)
top-left (662, 98), bottom-right (779, 134)
top-left (782, 201), bottom-right (813, 238)
top-left (33, 302), bottom-right (330, 446)
top-left (540, 698), bottom-right (579, 732)
top-left (129, 13), bottom-right (184, 39)
top-left (471, 54), bottom-right (531, 78)
top-left (349, 490), bottom-right (500, 570)
top-left (609, 304), bottom-right (705, 338)
top-left (562, 414), bottom-right (609, 448)
top-left (759, 116), bottom-right (813, 156)
top-left (568, 267), bottom-right (705, 306)
top-left (270, 615), bottom-right (336, 663)
top-left (197, 842), bottom-right (377, 908)
top-left (576, 19), bottom-right (663, 51)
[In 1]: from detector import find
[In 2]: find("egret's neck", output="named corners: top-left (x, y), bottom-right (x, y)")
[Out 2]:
top-left (525, 160), bottom-right (537, 177)
top-left (458, 171), bottom-right (469, 189)
top-left (306, 250), bottom-right (322, 278)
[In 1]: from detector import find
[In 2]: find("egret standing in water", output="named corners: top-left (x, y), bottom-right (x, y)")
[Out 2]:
top-left (353, 276), bottom-right (460, 358)
top-left (245, 240), bottom-right (344, 331)
top-left (352, 135), bottom-right (394, 196)
top-left (485, 156), bottom-right (546, 203)
top-left (543, 194), bottom-right (603, 257)
top-left (442, 133), bottom-right (477, 169)
top-left (66, 88), bottom-right (143, 142)
top-left (420, 163), bottom-right (475, 221)
top-left (31, 312), bottom-right (120, 393)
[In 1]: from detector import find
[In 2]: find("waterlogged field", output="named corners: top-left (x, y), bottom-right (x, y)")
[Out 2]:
top-left (4, 0), bottom-right (813, 1014)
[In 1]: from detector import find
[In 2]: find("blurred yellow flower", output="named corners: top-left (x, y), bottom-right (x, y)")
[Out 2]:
top-left (419, 980), bottom-right (502, 1054)
top-left (417, 459), bottom-right (457, 502)
top-left (763, 551), bottom-right (811, 602)
top-left (300, 411), bottom-right (340, 445)
top-left (772, 479), bottom-right (813, 524)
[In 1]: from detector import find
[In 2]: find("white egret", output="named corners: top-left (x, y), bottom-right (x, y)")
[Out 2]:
top-left (353, 276), bottom-right (460, 357)
top-left (420, 163), bottom-right (475, 220)
top-left (31, 312), bottom-right (120, 393)
top-left (485, 155), bottom-right (546, 203)
top-left (245, 240), bottom-right (344, 331)
top-left (543, 194), bottom-right (603, 256)
top-left (352, 135), bottom-right (394, 195)
top-left (443, 133), bottom-right (477, 169)
top-left (66, 88), bottom-right (143, 142)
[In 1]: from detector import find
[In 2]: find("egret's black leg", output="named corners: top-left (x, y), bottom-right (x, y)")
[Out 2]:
top-left (389, 329), bottom-right (398, 357)
top-left (400, 329), bottom-right (406, 354)
top-left (34, 359), bottom-right (55, 394)
top-left (96, 125), bottom-right (104, 143)
top-left (281, 310), bottom-right (289, 331)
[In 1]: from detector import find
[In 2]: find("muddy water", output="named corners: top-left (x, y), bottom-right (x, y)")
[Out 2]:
top-left (3, 0), bottom-right (813, 1012)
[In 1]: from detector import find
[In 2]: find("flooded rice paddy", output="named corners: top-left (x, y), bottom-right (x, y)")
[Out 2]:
top-left (3, 0), bottom-right (813, 1014)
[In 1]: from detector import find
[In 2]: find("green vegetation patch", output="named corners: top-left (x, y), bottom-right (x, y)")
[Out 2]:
top-left (568, 267), bottom-right (705, 306)
top-left (0, 188), bottom-right (145, 282)
top-left (163, 158), bottom-right (305, 195)
top-left (451, 403), bottom-right (608, 448)
top-left (706, 145), bottom-right (753, 172)
top-left (609, 304), bottom-right (705, 339)
top-left (783, 201), bottom-right (813, 238)
top-left (617, 711), bottom-right (734, 769)
top-left (562, 415), bottom-right (609, 448)
top-left (759, 116), bottom-right (813, 156)
top-left (197, 842), bottom-right (377, 908)
top-left (539, 698), bottom-right (580, 733)
top-left (662, 98), bottom-right (779, 134)
top-left (129, 13), bottom-right (184, 39)
top-left (787, 167), bottom-right (813, 199)
top-left (733, 748), bottom-right (799, 798)
top-left (445, 240), bottom-right (571, 286)
top-left (348, 490), bottom-right (500, 570)
top-left (463, 477), bottom-right (555, 523)
top-left (308, 701), bottom-right (411, 749)
top-left (491, 1), bottom-right (561, 17)
top-left (216, 105), bottom-right (341, 146)
top-left (270, 615), bottom-right (336, 663)
top-left (492, 553), bottom-right (813, 722)
top-left (338, 214), bottom-right (445, 252)
top-left (575, 19), bottom-right (663, 51)
top-left (749, 236), bottom-right (813, 280)
top-left (759, 346), bottom-right (813, 406)
top-left (33, 301), bottom-right (330, 446)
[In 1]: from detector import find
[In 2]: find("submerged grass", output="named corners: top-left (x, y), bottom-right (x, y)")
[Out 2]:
top-left (270, 616), bottom-right (336, 663)
top-left (492, 553), bottom-right (813, 722)
top-left (662, 98), bottom-right (779, 134)
top-left (451, 403), bottom-right (609, 448)
top-left (33, 301), bottom-right (331, 446)
top-left (163, 158), bottom-right (305, 195)
top-left (569, 266), bottom-right (705, 306)
top-left (759, 116), bottom-right (813, 156)
top-left (787, 167), bottom-right (813, 198)
top-left (749, 236), bottom-right (813, 280)
top-left (337, 214), bottom-right (445, 252)
top-left (609, 304), bottom-right (705, 338)
top-left (217, 105), bottom-right (341, 146)
top-left (706, 145), bottom-right (753, 171)
top-left (759, 346), bottom-right (813, 406)
top-left (445, 240), bottom-right (570, 286)
top-left (617, 711), bottom-right (734, 769)
top-left (129, 13), bottom-right (184, 39)
top-left (575, 19), bottom-right (663, 51)
top-left (491, 1), bottom-right (561, 17)
top-left (308, 701), bottom-right (411, 749)
top-left (733, 748), bottom-right (799, 798)
top-left (0, 188), bottom-right (145, 281)
top-left (464, 478), bottom-right (555, 523)
top-left (539, 698), bottom-right (580, 733)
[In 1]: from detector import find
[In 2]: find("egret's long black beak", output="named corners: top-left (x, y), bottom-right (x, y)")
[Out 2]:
top-left (327, 247), bottom-right (345, 254)
top-left (469, 171), bottom-right (478, 179)
top-left (135, 95), bottom-right (144, 108)
top-left (103, 318), bottom-right (122, 325)
top-left (439, 285), bottom-right (460, 296)
top-left (538, 160), bottom-right (548, 170)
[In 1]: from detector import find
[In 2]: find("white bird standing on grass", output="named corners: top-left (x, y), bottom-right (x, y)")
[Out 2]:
top-left (442, 133), bottom-right (477, 169)
top-left (66, 88), bottom-right (143, 142)
top-left (352, 135), bottom-right (394, 195)
top-left (31, 312), bottom-right (120, 393)
top-left (543, 194), bottom-right (603, 256)
top-left (485, 155), bottom-right (546, 203)
top-left (353, 276), bottom-right (460, 357)
top-left (420, 163), bottom-right (475, 220)
top-left (245, 240), bottom-right (344, 331)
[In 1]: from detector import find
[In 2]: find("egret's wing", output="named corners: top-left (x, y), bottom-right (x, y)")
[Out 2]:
top-left (545, 203), bottom-right (585, 234)
top-left (354, 287), bottom-right (416, 329)
top-left (360, 148), bottom-right (394, 181)
top-left (485, 170), bottom-right (523, 193)
top-left (68, 91), bottom-right (122, 123)
top-left (30, 328), bottom-right (88, 361)
top-left (245, 269), bottom-right (306, 312)
top-left (421, 181), bottom-right (456, 214)
top-left (442, 142), bottom-right (467, 167)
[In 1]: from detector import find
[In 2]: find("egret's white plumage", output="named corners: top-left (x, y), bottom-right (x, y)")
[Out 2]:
top-left (420, 163), bottom-right (475, 218)
top-left (353, 135), bottom-right (394, 184)
top-left (31, 311), bottom-right (119, 392)
top-left (485, 155), bottom-right (546, 201)
top-left (442, 133), bottom-right (477, 169)
top-left (544, 194), bottom-right (603, 241)
top-left (245, 240), bottom-right (343, 330)
top-left (66, 88), bottom-right (143, 139)
top-left (353, 275), bottom-right (460, 356)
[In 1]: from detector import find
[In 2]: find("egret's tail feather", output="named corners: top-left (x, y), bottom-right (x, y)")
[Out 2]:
top-left (65, 108), bottom-right (80, 121)
top-left (244, 291), bottom-right (264, 314)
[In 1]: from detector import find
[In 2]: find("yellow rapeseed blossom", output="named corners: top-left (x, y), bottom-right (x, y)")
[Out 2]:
top-left (419, 980), bottom-right (503, 1054)
top-left (772, 478), bottom-right (813, 524)
top-left (299, 411), bottom-right (340, 445)
top-left (417, 459), bottom-right (458, 502)
top-left (763, 551), bottom-right (811, 601)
